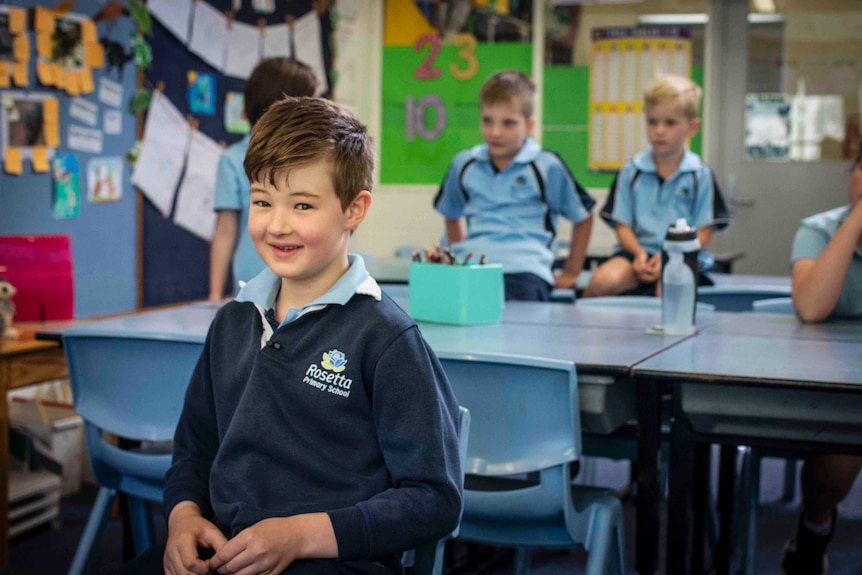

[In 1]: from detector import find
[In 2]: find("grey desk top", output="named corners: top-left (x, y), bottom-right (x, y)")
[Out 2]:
top-left (701, 312), bottom-right (862, 342)
top-left (709, 273), bottom-right (791, 288)
top-left (633, 332), bottom-right (862, 391)
top-left (62, 305), bottom-right (218, 343)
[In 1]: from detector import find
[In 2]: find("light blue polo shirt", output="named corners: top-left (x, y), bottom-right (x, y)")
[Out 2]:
top-left (214, 135), bottom-right (265, 292)
top-left (600, 148), bottom-right (730, 255)
top-left (433, 138), bottom-right (595, 285)
top-left (791, 205), bottom-right (862, 318)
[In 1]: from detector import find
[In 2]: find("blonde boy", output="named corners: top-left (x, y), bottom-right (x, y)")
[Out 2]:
top-left (585, 73), bottom-right (729, 297)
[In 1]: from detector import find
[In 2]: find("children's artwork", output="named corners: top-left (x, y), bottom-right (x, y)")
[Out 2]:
top-left (52, 153), bottom-right (81, 219)
top-left (87, 157), bottom-right (123, 203)
top-left (252, 0), bottom-right (275, 15)
top-left (187, 71), bottom-right (216, 115)
top-left (224, 92), bottom-right (249, 134)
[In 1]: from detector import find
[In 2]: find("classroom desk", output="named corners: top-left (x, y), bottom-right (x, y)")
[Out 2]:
top-left (45, 299), bottom-right (690, 575)
top-left (0, 329), bottom-right (69, 568)
top-left (632, 318), bottom-right (862, 575)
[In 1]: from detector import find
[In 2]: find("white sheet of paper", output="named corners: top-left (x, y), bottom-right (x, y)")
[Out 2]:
top-left (293, 11), bottom-right (327, 96)
top-left (188, 1), bottom-right (229, 72)
top-left (131, 92), bottom-right (190, 217)
top-left (173, 130), bottom-right (221, 241)
top-left (67, 125), bottom-right (104, 154)
top-left (148, 0), bottom-right (194, 44)
top-left (69, 97), bottom-right (99, 127)
top-left (104, 109), bottom-right (122, 134)
top-left (262, 22), bottom-right (291, 59)
top-left (224, 19), bottom-right (261, 79)
top-left (98, 77), bottom-right (123, 108)
top-left (339, 0), bottom-right (358, 20)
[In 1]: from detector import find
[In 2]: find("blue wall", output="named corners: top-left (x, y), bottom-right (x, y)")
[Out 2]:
top-left (0, 0), bottom-right (138, 318)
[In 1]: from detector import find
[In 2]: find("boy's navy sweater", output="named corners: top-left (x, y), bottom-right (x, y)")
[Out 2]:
top-left (163, 292), bottom-right (463, 561)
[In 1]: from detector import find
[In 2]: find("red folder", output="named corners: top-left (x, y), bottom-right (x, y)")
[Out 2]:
top-left (0, 235), bottom-right (74, 321)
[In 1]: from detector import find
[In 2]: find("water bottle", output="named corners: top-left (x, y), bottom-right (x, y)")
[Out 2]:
top-left (661, 218), bottom-right (700, 335)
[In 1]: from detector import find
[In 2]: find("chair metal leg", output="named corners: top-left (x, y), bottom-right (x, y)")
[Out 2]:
top-left (127, 496), bottom-right (155, 556)
top-left (781, 459), bottom-right (798, 502)
top-left (584, 506), bottom-right (613, 575)
top-left (67, 487), bottom-right (117, 575)
top-left (741, 451), bottom-right (762, 575)
top-left (514, 547), bottom-right (532, 575)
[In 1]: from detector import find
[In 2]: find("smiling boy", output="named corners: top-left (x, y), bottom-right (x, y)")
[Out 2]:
top-left (584, 73), bottom-right (730, 297)
top-left (114, 97), bottom-right (463, 575)
top-left (434, 69), bottom-right (596, 301)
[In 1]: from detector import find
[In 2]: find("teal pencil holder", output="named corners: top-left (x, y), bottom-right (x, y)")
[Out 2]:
top-left (408, 262), bottom-right (504, 325)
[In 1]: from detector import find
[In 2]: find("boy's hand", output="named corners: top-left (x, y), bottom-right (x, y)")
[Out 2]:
top-left (207, 517), bottom-right (299, 575)
top-left (208, 513), bottom-right (337, 574)
top-left (164, 503), bottom-right (227, 575)
top-left (554, 270), bottom-right (578, 289)
top-left (635, 253), bottom-right (661, 284)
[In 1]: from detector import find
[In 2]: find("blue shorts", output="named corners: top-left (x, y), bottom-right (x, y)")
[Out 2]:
top-left (504, 273), bottom-right (552, 302)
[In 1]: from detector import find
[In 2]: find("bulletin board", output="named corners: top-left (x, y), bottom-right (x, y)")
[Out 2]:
top-left (141, 0), bottom-right (334, 307)
top-left (0, 0), bottom-right (139, 320)
top-left (380, 0), bottom-right (532, 184)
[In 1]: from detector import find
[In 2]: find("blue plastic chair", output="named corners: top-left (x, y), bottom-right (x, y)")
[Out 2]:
top-left (751, 296), bottom-right (795, 314)
top-left (403, 406), bottom-right (470, 575)
top-left (576, 295), bottom-right (716, 312)
top-left (696, 286), bottom-right (792, 312)
top-left (62, 332), bottom-right (203, 575)
top-left (437, 351), bottom-right (627, 575)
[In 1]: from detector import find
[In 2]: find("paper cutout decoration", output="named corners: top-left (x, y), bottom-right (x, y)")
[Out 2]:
top-left (52, 153), bottom-right (81, 219)
top-left (4, 147), bottom-right (22, 174)
top-left (31, 146), bottom-right (49, 172)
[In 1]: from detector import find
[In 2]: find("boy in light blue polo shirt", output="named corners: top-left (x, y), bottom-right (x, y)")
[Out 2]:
top-left (584, 73), bottom-right (729, 297)
top-left (209, 58), bottom-right (317, 301)
top-left (434, 69), bottom-right (595, 302)
top-left (781, 146), bottom-right (862, 575)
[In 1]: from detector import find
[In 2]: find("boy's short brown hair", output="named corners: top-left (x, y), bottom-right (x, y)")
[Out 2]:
top-left (244, 58), bottom-right (317, 127)
top-left (244, 97), bottom-right (374, 210)
top-left (644, 73), bottom-right (702, 120)
top-left (479, 70), bottom-right (535, 118)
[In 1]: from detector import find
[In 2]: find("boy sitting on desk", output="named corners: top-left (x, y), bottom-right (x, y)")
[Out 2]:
top-left (117, 98), bottom-right (463, 575)
top-left (434, 69), bottom-right (595, 301)
top-left (583, 73), bottom-right (730, 297)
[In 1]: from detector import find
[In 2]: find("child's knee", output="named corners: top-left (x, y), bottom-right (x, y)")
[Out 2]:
top-left (586, 261), bottom-right (633, 296)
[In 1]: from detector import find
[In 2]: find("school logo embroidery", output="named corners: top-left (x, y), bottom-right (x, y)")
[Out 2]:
top-left (678, 188), bottom-right (690, 198)
top-left (514, 175), bottom-right (528, 186)
top-left (321, 349), bottom-right (347, 372)
top-left (302, 349), bottom-right (353, 398)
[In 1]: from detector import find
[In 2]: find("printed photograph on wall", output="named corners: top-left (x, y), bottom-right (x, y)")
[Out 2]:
top-left (3, 96), bottom-right (45, 147)
top-left (0, 11), bottom-right (13, 63)
top-left (50, 16), bottom-right (85, 70)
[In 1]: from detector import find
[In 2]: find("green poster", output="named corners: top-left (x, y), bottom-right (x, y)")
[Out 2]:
top-left (381, 43), bottom-right (531, 184)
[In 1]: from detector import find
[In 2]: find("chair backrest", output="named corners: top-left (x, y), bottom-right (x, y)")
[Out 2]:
top-left (751, 296), bottom-right (795, 314)
top-left (403, 406), bottom-right (470, 575)
top-left (62, 333), bottom-right (203, 498)
top-left (437, 351), bottom-right (580, 476)
top-left (696, 285), bottom-right (792, 312)
top-left (577, 295), bottom-right (716, 312)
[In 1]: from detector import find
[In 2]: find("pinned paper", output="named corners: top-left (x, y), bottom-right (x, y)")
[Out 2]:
top-left (9, 8), bottom-right (26, 34)
top-left (70, 97), bottom-right (99, 126)
top-left (52, 153), bottom-right (81, 219)
top-left (43, 98), bottom-right (59, 122)
top-left (11, 62), bottom-right (27, 87)
top-left (45, 123), bottom-right (60, 148)
top-left (36, 60), bottom-right (54, 86)
top-left (31, 146), bottom-right (49, 173)
top-left (4, 147), bottom-right (23, 175)
top-left (98, 77), bottom-right (123, 108)
top-left (0, 63), bottom-right (9, 88)
top-left (87, 157), bottom-right (123, 203)
top-left (13, 35), bottom-right (29, 62)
